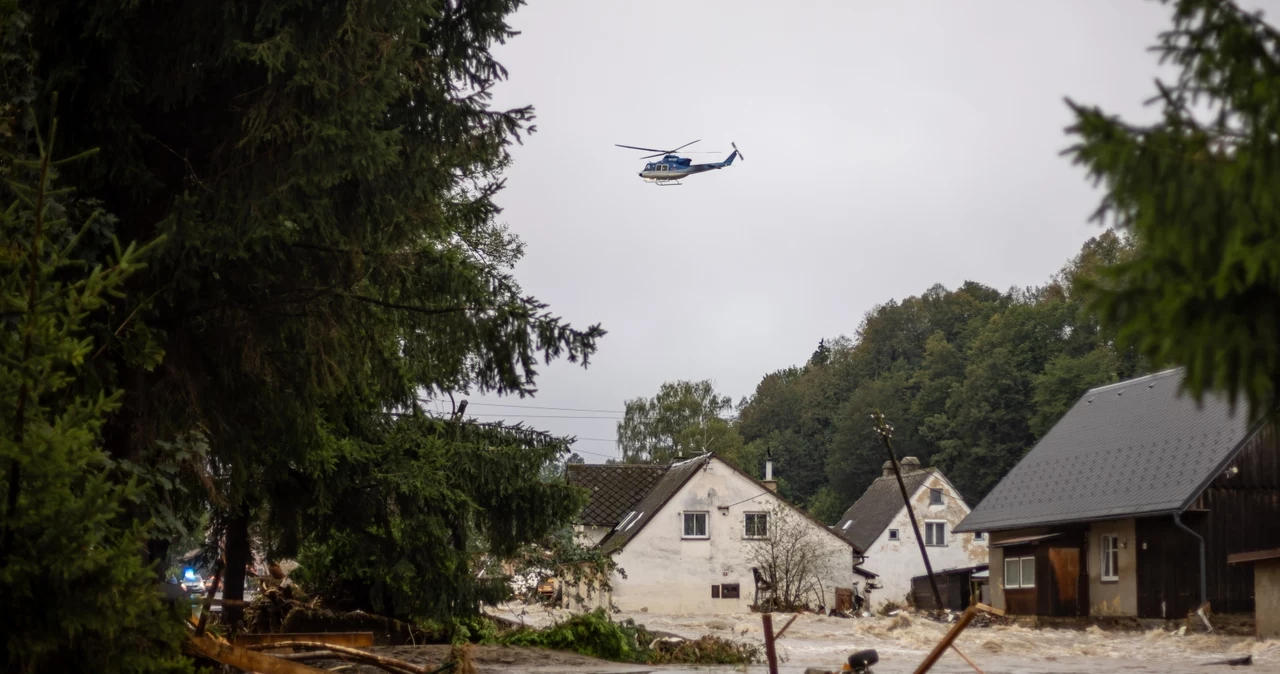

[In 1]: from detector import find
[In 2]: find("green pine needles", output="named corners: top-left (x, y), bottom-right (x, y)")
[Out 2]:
top-left (0, 103), bottom-right (190, 672)
top-left (1066, 0), bottom-right (1280, 416)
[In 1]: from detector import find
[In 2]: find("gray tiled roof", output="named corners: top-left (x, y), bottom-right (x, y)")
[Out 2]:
top-left (835, 469), bottom-right (935, 551)
top-left (566, 463), bottom-right (667, 526)
top-left (955, 369), bottom-right (1252, 533)
top-left (598, 456), bottom-right (710, 553)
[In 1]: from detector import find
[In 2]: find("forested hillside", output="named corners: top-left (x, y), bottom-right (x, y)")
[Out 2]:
top-left (735, 231), bottom-right (1144, 522)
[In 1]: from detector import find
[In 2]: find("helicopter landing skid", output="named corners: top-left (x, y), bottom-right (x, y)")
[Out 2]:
top-left (655, 180), bottom-right (683, 187)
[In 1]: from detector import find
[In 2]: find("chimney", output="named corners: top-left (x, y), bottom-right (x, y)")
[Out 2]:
top-left (762, 449), bottom-right (777, 492)
top-left (883, 456), bottom-right (923, 477)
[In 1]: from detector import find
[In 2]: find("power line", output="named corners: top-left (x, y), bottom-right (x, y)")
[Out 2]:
top-left (569, 448), bottom-right (619, 460)
top-left (466, 402), bottom-right (624, 414)
top-left (464, 413), bottom-right (622, 420)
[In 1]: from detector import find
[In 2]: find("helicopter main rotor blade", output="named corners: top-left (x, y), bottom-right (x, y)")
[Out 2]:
top-left (616, 144), bottom-right (673, 153)
top-left (669, 139), bottom-right (701, 153)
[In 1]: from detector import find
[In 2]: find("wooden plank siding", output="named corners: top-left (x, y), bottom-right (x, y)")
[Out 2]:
top-left (1138, 420), bottom-right (1280, 618)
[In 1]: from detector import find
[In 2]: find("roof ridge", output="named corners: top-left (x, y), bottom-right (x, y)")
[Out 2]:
top-left (568, 463), bottom-right (667, 468)
top-left (1086, 367), bottom-right (1182, 394)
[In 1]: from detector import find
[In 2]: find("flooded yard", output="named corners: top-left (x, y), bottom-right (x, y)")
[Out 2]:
top-left (487, 603), bottom-right (1280, 673)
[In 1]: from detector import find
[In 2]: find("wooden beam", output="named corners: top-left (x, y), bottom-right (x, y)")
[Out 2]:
top-left (913, 606), bottom-right (977, 674)
top-left (773, 614), bottom-right (799, 640)
top-left (1227, 548), bottom-right (1280, 565)
top-left (949, 644), bottom-right (985, 674)
top-left (974, 602), bottom-right (1005, 617)
top-left (234, 632), bottom-right (375, 648)
top-left (762, 613), bottom-right (779, 674)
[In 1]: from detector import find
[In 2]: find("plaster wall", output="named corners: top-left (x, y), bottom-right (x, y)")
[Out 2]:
top-left (1258, 559), bottom-right (1280, 639)
top-left (574, 525), bottom-right (611, 547)
top-left (608, 458), bottom-right (857, 614)
top-left (859, 473), bottom-right (988, 610)
top-left (1087, 519), bottom-right (1138, 616)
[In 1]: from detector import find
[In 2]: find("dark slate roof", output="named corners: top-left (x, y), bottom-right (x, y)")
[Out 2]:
top-left (955, 369), bottom-right (1253, 533)
top-left (598, 456), bottom-right (711, 553)
top-left (834, 469), bottom-right (936, 551)
top-left (566, 463), bottom-right (667, 526)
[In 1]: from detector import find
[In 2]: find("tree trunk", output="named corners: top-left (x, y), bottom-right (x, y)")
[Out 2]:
top-left (223, 509), bottom-right (252, 628)
top-left (148, 538), bottom-right (171, 581)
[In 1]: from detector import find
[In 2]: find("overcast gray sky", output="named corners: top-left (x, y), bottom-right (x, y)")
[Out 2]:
top-left (450, 0), bottom-right (1276, 463)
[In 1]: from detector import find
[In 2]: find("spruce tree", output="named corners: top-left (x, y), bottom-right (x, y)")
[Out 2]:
top-left (0, 102), bottom-right (190, 672)
top-left (23, 0), bottom-right (603, 622)
top-left (1066, 0), bottom-right (1280, 415)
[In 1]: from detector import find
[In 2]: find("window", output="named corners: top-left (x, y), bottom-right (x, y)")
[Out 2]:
top-left (1101, 535), bottom-right (1120, 582)
top-left (720, 583), bottom-right (741, 599)
top-left (682, 512), bottom-right (708, 539)
top-left (929, 488), bottom-right (943, 506)
top-left (974, 532), bottom-right (986, 541)
top-left (711, 585), bottom-right (720, 598)
top-left (888, 529), bottom-right (900, 541)
top-left (744, 513), bottom-right (768, 538)
top-left (925, 521), bottom-right (947, 546)
top-left (1004, 556), bottom-right (1036, 588)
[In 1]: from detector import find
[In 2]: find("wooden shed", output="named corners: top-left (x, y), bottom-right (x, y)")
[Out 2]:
top-left (1227, 548), bottom-right (1280, 638)
top-left (911, 565), bottom-right (988, 612)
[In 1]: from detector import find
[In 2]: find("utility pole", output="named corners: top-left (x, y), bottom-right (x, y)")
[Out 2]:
top-left (871, 410), bottom-right (943, 613)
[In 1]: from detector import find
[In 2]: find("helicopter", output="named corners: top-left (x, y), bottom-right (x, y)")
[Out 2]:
top-left (615, 140), bottom-right (743, 185)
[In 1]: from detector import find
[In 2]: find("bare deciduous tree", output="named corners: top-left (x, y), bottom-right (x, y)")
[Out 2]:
top-left (744, 502), bottom-right (839, 612)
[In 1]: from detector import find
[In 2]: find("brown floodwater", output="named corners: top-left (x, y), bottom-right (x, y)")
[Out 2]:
top-left (487, 603), bottom-right (1280, 674)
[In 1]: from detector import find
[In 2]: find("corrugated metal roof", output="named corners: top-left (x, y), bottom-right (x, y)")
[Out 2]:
top-left (955, 369), bottom-right (1253, 533)
top-left (834, 469), bottom-right (936, 551)
top-left (566, 463), bottom-right (667, 526)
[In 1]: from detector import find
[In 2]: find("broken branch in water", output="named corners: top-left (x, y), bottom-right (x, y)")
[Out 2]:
top-left (241, 641), bottom-right (440, 674)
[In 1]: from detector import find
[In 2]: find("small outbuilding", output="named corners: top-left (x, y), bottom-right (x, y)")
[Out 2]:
top-left (910, 564), bottom-right (988, 612)
top-left (1227, 548), bottom-right (1280, 639)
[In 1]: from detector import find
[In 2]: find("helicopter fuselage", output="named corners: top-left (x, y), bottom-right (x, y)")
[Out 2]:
top-left (638, 150), bottom-right (737, 183)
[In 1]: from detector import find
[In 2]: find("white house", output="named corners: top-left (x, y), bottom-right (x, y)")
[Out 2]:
top-left (834, 458), bottom-right (988, 610)
top-left (566, 454), bottom-right (862, 614)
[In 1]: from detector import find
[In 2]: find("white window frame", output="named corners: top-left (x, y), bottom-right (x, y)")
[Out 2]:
top-left (887, 529), bottom-right (900, 541)
top-left (682, 511), bottom-right (709, 539)
top-left (1004, 556), bottom-right (1036, 589)
top-left (925, 520), bottom-right (947, 547)
top-left (1101, 534), bottom-right (1120, 582)
top-left (929, 488), bottom-right (944, 506)
top-left (744, 512), bottom-right (768, 539)
top-left (974, 531), bottom-right (986, 541)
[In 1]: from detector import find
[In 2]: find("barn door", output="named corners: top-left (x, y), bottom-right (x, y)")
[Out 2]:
top-left (835, 588), bottom-right (853, 612)
top-left (1048, 547), bottom-right (1081, 616)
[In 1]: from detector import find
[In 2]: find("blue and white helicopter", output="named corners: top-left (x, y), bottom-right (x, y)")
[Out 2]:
top-left (615, 140), bottom-right (743, 185)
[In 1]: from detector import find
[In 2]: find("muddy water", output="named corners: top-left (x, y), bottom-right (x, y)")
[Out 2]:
top-left (490, 603), bottom-right (1280, 673)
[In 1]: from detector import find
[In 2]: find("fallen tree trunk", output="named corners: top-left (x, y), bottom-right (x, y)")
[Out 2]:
top-left (242, 641), bottom-right (436, 674)
top-left (272, 650), bottom-right (420, 674)
top-left (184, 634), bottom-right (328, 674)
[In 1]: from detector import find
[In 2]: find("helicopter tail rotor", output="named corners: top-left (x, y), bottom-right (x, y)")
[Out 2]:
top-left (732, 142), bottom-right (745, 161)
